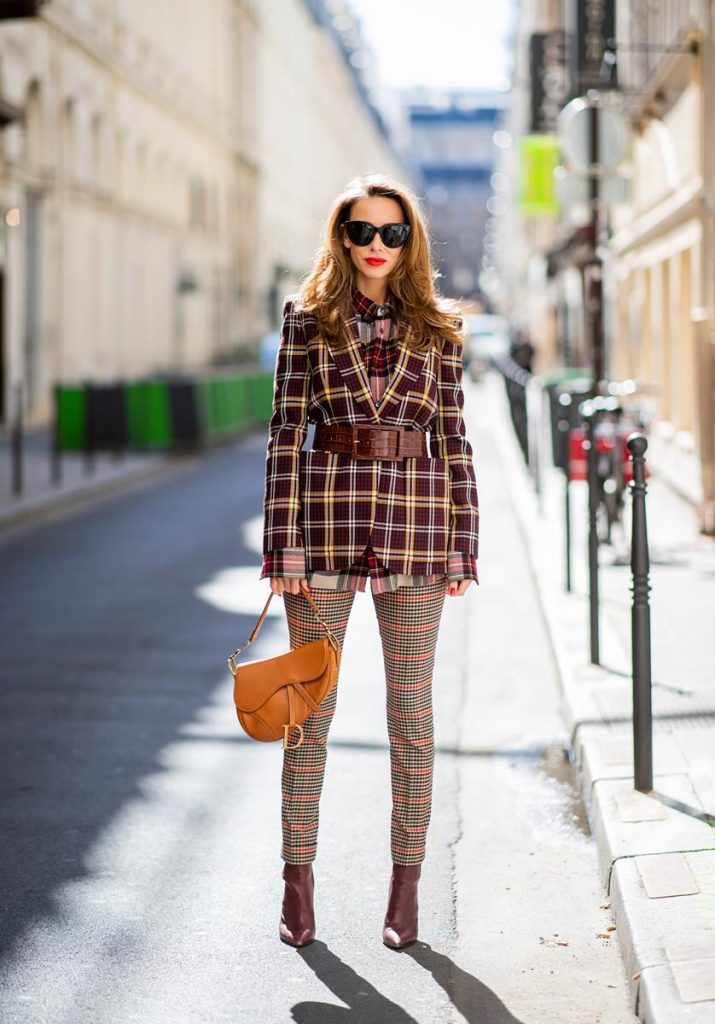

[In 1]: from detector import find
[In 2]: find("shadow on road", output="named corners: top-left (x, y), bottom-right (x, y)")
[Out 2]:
top-left (293, 940), bottom-right (418, 1022)
top-left (291, 939), bottom-right (524, 1023)
top-left (408, 942), bottom-right (525, 1023)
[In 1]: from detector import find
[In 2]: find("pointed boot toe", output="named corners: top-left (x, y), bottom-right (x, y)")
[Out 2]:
top-left (382, 863), bottom-right (421, 950)
top-left (279, 862), bottom-right (316, 947)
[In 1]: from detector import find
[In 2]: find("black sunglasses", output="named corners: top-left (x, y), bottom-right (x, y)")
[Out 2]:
top-left (343, 220), bottom-right (411, 249)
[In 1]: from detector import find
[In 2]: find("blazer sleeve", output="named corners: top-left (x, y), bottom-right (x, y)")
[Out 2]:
top-left (429, 326), bottom-right (480, 559)
top-left (259, 548), bottom-right (307, 581)
top-left (262, 296), bottom-right (310, 555)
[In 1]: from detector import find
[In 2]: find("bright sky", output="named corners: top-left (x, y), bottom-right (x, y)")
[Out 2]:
top-left (348, 0), bottom-right (514, 91)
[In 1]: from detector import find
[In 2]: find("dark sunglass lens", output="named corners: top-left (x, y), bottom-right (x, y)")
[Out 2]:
top-left (345, 221), bottom-right (375, 246)
top-left (381, 223), bottom-right (410, 248)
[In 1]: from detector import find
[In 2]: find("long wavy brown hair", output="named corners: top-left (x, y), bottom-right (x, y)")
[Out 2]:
top-left (296, 174), bottom-right (464, 353)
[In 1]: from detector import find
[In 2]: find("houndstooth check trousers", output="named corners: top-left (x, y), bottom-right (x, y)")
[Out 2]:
top-left (280, 577), bottom-right (448, 866)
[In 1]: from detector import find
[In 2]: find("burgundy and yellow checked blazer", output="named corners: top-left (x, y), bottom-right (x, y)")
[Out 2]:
top-left (262, 294), bottom-right (479, 576)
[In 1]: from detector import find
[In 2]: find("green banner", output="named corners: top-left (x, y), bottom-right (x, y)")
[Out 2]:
top-left (519, 135), bottom-right (560, 215)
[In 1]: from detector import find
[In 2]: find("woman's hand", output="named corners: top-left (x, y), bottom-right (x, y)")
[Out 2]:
top-left (447, 579), bottom-right (473, 597)
top-left (270, 577), bottom-right (310, 596)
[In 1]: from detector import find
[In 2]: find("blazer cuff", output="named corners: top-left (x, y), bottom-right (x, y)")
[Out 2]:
top-left (260, 547), bottom-right (307, 580)
top-left (446, 550), bottom-right (479, 585)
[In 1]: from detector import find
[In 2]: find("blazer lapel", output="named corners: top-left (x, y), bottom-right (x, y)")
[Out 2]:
top-left (325, 312), bottom-right (379, 421)
top-left (376, 338), bottom-right (428, 416)
top-left (325, 313), bottom-right (428, 423)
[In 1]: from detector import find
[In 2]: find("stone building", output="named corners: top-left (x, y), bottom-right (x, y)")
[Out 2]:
top-left (500, 0), bottom-right (715, 529)
top-left (0, 0), bottom-right (403, 427)
top-left (608, 0), bottom-right (715, 525)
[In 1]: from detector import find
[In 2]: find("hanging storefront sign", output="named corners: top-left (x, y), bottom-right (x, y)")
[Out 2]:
top-left (529, 30), bottom-right (570, 134)
top-left (570, 0), bottom-right (617, 91)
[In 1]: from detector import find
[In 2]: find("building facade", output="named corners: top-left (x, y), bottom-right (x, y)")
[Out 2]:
top-left (608, 0), bottom-right (714, 526)
top-left (501, 0), bottom-right (715, 530)
top-left (0, 0), bottom-right (403, 428)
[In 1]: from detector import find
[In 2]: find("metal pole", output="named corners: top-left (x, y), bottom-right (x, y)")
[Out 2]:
top-left (586, 95), bottom-right (605, 665)
top-left (582, 398), bottom-right (600, 663)
top-left (10, 381), bottom-right (23, 496)
top-left (83, 382), bottom-right (96, 476)
top-left (51, 383), bottom-right (62, 485)
top-left (558, 393), bottom-right (573, 592)
top-left (627, 433), bottom-right (653, 793)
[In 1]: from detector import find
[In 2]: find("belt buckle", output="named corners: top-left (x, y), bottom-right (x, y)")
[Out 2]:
top-left (351, 424), bottom-right (376, 459)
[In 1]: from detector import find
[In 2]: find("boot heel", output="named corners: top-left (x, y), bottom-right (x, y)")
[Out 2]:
top-left (280, 862), bottom-right (316, 947)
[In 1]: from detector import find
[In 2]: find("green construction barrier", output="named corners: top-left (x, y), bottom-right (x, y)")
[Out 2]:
top-left (247, 371), bottom-right (275, 422)
top-left (199, 370), bottom-right (274, 439)
top-left (54, 367), bottom-right (276, 455)
top-left (125, 381), bottom-right (173, 449)
top-left (55, 386), bottom-right (87, 450)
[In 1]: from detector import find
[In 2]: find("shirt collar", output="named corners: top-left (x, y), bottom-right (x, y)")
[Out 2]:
top-left (351, 285), bottom-right (395, 323)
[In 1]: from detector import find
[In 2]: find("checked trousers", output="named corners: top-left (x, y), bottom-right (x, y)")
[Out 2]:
top-left (280, 577), bottom-right (448, 866)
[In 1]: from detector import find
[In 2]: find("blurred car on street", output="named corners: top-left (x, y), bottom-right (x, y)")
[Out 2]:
top-left (462, 314), bottom-right (510, 381)
top-left (258, 330), bottom-right (281, 370)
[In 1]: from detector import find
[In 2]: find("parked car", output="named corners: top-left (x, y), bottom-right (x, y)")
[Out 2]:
top-left (258, 330), bottom-right (281, 370)
top-left (462, 314), bottom-right (510, 381)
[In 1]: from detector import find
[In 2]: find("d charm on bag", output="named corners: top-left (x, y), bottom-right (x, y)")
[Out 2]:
top-left (227, 581), bottom-right (341, 749)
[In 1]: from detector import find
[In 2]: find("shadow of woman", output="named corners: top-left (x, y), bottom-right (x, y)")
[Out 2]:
top-left (290, 940), bottom-right (419, 1023)
top-left (289, 939), bottom-right (525, 1024)
top-left (406, 941), bottom-right (526, 1023)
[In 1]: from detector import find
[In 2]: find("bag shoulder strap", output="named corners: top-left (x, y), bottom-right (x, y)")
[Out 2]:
top-left (227, 583), bottom-right (339, 673)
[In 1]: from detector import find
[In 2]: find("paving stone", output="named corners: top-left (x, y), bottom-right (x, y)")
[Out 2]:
top-left (636, 853), bottom-right (700, 898)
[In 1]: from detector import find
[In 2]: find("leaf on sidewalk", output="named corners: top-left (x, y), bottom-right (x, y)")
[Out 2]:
top-left (539, 935), bottom-right (570, 947)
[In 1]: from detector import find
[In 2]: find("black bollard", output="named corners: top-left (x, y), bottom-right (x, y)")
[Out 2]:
top-left (627, 433), bottom-right (653, 793)
top-left (557, 393), bottom-right (573, 592)
top-left (580, 397), bottom-right (600, 664)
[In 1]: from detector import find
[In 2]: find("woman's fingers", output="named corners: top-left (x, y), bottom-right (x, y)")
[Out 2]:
top-left (269, 577), bottom-right (306, 595)
top-left (448, 579), bottom-right (473, 597)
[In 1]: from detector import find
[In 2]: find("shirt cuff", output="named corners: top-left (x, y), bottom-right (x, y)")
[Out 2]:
top-left (446, 550), bottom-right (479, 585)
top-left (260, 547), bottom-right (307, 580)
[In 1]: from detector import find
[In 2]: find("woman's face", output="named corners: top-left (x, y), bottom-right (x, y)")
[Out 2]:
top-left (341, 195), bottom-right (407, 287)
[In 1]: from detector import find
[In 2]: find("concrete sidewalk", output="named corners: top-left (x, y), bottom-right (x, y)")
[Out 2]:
top-left (0, 428), bottom-right (195, 531)
top-left (488, 372), bottom-right (715, 1023)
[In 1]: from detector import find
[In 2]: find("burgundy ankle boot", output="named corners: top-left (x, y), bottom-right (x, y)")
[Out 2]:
top-left (382, 863), bottom-right (421, 949)
top-left (279, 862), bottom-right (316, 947)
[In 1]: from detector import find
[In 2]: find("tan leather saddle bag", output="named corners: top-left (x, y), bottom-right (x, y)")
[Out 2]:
top-left (227, 583), bottom-right (341, 749)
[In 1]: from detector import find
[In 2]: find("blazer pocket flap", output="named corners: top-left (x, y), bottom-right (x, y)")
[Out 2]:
top-left (233, 637), bottom-right (331, 712)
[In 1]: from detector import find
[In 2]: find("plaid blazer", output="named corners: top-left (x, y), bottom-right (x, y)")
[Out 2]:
top-left (262, 294), bottom-right (479, 576)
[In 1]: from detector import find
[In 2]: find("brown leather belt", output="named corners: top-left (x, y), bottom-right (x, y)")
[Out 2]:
top-left (313, 422), bottom-right (428, 461)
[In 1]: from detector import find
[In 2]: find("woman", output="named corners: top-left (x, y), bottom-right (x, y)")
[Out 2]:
top-left (259, 174), bottom-right (479, 950)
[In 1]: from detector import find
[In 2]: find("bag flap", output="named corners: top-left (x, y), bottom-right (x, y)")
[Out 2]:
top-left (233, 637), bottom-right (333, 713)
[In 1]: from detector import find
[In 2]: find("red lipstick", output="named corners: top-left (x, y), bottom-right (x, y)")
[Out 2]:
top-left (365, 257), bottom-right (386, 265)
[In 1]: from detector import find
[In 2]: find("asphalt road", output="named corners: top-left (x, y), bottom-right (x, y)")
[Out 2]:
top-left (0, 380), bottom-right (637, 1023)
